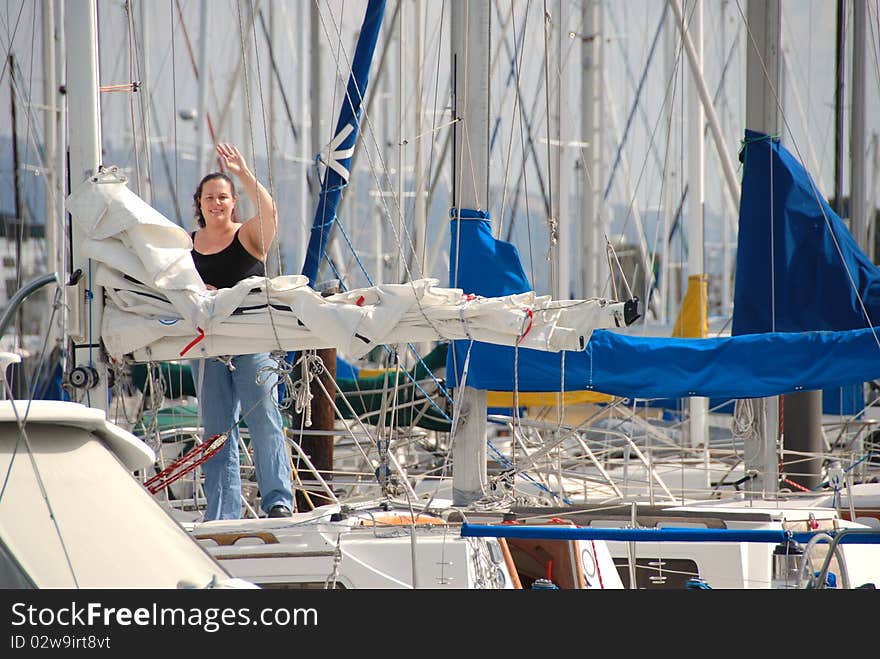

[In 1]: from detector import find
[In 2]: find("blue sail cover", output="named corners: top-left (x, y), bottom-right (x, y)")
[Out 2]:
top-left (447, 133), bottom-right (880, 401)
top-left (300, 0), bottom-right (386, 284)
top-left (733, 130), bottom-right (880, 412)
top-left (733, 130), bottom-right (880, 333)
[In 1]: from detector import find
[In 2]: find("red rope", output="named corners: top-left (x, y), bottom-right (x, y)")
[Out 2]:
top-left (516, 309), bottom-right (534, 346)
top-left (590, 540), bottom-right (605, 589)
top-left (781, 476), bottom-right (812, 493)
top-left (778, 456), bottom-right (812, 493)
top-left (179, 326), bottom-right (205, 356)
top-left (144, 433), bottom-right (227, 494)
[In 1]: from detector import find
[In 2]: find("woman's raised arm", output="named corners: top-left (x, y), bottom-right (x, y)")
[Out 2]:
top-left (217, 142), bottom-right (277, 260)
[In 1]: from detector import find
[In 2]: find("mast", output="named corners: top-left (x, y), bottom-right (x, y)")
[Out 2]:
top-left (542, 0), bottom-right (576, 301)
top-left (40, 0), bottom-right (60, 354)
top-left (681, 1), bottom-right (709, 474)
top-left (661, 8), bottom-right (677, 325)
top-left (743, 0), bottom-right (783, 495)
top-left (412, 0), bottom-right (427, 279)
top-left (295, 0), bottom-right (308, 275)
top-left (775, 0), bottom-right (822, 492)
top-left (833, 0), bottom-right (846, 216)
top-left (9, 53), bottom-right (24, 351)
top-left (65, 0), bottom-right (108, 412)
top-left (395, 0), bottom-right (405, 284)
top-left (295, 0), bottom-right (387, 510)
top-left (291, 0), bottom-right (329, 514)
top-left (136, 0), bottom-right (153, 203)
top-left (719, 0), bottom-right (731, 317)
top-left (580, 0), bottom-right (599, 300)
top-left (449, 0), bottom-right (490, 506)
top-left (54, 0), bottom-right (67, 382)
top-left (850, 0), bottom-right (867, 251)
top-left (667, 0), bottom-right (740, 213)
top-left (41, 0), bottom-right (57, 319)
top-left (195, 0), bottom-right (209, 178)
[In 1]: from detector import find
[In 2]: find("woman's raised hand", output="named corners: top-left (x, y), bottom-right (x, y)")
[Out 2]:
top-left (216, 143), bottom-right (249, 178)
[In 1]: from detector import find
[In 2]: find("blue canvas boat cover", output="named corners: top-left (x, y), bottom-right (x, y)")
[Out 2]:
top-left (447, 131), bottom-right (880, 402)
top-left (733, 130), bottom-right (880, 334)
top-left (732, 130), bottom-right (880, 412)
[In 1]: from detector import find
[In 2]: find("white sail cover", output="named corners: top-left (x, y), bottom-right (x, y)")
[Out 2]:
top-left (67, 170), bottom-right (629, 362)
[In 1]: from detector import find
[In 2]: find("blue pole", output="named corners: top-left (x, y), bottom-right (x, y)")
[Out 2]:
top-left (460, 523), bottom-right (880, 545)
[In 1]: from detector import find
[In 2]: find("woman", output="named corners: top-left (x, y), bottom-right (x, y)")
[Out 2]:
top-left (190, 143), bottom-right (294, 520)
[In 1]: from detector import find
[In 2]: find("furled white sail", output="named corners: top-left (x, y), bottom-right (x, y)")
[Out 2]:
top-left (67, 169), bottom-right (630, 362)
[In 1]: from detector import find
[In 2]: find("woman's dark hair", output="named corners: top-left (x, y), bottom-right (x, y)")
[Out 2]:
top-left (193, 172), bottom-right (236, 228)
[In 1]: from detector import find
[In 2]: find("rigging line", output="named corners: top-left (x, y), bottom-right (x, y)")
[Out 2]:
top-left (371, 30), bottom-right (459, 286)
top-left (395, 118), bottom-right (459, 149)
top-left (676, 2), bottom-right (685, 309)
top-left (451, 4), bottom-right (488, 237)
top-left (310, 364), bottom-right (420, 501)
top-left (20, 5), bottom-right (37, 262)
top-left (307, 4), bottom-right (464, 361)
top-left (125, 0), bottom-right (142, 197)
top-left (642, 75), bottom-right (680, 322)
top-left (0, 0), bottom-right (26, 86)
top-left (332, 0), bottom-right (401, 266)
top-left (734, 0), bottom-right (880, 347)
top-left (511, 6), bottom-right (564, 203)
top-left (396, 0), bottom-right (405, 282)
top-left (593, 39), bottom-right (682, 301)
top-left (421, 0), bottom-right (445, 277)
top-left (312, 0), bottom-right (362, 286)
top-left (541, 0), bottom-right (555, 294)
top-left (128, 3), bottom-right (155, 202)
top-left (174, 1), bottom-right (224, 170)
top-left (239, 0), bottom-right (285, 351)
top-left (769, 135), bottom-right (776, 333)
top-left (779, 22), bottom-right (825, 182)
top-left (606, 3), bottom-right (669, 181)
top-left (602, 3), bottom-right (668, 203)
top-left (578, 6), bottom-right (687, 302)
top-left (503, 2), bottom-right (540, 288)
top-left (170, 0), bottom-right (180, 226)
top-left (255, 8), bottom-right (299, 143)
top-left (313, 68), bottom-right (447, 340)
top-left (495, 0), bottom-right (532, 242)
top-left (25, 285), bottom-right (61, 403)
top-left (296, 11), bottom-right (451, 392)
top-left (343, 84), bottom-right (427, 291)
top-left (246, 5), bottom-right (281, 278)
top-left (318, 2), bottom-right (438, 299)
top-left (870, 2), bottom-right (880, 111)
top-left (125, 2), bottom-right (180, 214)
top-left (5, 43), bottom-right (50, 207)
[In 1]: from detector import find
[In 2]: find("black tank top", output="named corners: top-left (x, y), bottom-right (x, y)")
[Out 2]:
top-left (191, 228), bottom-right (265, 289)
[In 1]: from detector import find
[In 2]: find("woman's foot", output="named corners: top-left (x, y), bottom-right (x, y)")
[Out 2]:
top-left (267, 505), bottom-right (292, 518)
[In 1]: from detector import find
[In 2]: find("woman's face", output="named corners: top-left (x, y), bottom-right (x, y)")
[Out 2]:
top-left (199, 178), bottom-right (236, 225)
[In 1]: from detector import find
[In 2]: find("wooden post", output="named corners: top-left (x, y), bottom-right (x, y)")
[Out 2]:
top-left (289, 281), bottom-right (340, 511)
top-left (289, 348), bottom-right (336, 512)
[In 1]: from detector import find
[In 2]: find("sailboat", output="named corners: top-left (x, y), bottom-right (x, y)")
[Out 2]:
top-left (33, 0), bottom-right (636, 590)
top-left (5, 1), bottom-right (880, 589)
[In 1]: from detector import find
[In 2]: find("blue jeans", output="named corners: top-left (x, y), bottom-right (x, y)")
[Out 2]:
top-left (191, 353), bottom-right (294, 520)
